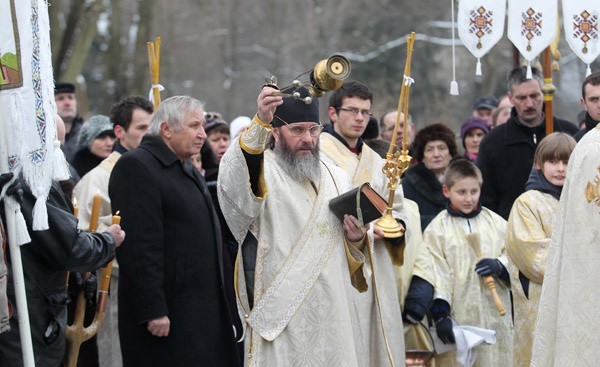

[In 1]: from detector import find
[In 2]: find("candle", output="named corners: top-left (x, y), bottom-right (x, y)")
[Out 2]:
top-left (72, 197), bottom-right (79, 217)
top-left (99, 211), bottom-right (121, 293)
top-left (112, 210), bottom-right (121, 225)
top-left (88, 191), bottom-right (102, 233)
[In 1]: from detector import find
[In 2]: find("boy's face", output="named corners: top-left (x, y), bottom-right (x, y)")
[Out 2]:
top-left (537, 159), bottom-right (567, 187)
top-left (443, 177), bottom-right (481, 214)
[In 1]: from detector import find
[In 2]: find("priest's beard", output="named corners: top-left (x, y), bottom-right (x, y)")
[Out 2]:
top-left (273, 137), bottom-right (321, 183)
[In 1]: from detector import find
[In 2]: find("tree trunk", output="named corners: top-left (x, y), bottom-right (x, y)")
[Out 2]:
top-left (130, 0), bottom-right (157, 97)
top-left (53, 0), bottom-right (85, 77)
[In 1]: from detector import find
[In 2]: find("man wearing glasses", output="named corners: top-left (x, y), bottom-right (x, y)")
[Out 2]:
top-left (218, 85), bottom-right (405, 366)
top-left (321, 81), bottom-right (432, 354)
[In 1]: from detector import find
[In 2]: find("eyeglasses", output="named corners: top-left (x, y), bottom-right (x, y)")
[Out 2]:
top-left (275, 116), bottom-right (323, 137)
top-left (339, 107), bottom-right (373, 118)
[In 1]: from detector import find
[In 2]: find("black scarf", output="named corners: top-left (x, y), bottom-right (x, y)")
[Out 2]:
top-left (525, 168), bottom-right (562, 200)
top-left (445, 199), bottom-right (483, 219)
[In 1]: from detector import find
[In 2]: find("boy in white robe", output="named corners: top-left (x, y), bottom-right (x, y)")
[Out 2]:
top-left (531, 124), bottom-right (600, 366)
top-left (425, 159), bottom-right (513, 367)
top-left (506, 133), bottom-right (576, 367)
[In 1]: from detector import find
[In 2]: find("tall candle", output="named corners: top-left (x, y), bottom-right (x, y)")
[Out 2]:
top-left (72, 198), bottom-right (78, 217)
top-left (99, 211), bottom-right (121, 292)
top-left (88, 191), bottom-right (102, 233)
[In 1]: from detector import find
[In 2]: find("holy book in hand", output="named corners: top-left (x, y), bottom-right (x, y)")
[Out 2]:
top-left (329, 183), bottom-right (388, 224)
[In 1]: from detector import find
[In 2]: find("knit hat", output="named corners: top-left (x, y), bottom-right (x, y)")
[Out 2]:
top-left (78, 115), bottom-right (114, 148)
top-left (460, 117), bottom-right (490, 147)
top-left (229, 116), bottom-right (252, 137)
top-left (473, 95), bottom-right (498, 110)
top-left (272, 86), bottom-right (319, 127)
top-left (54, 82), bottom-right (76, 95)
top-left (204, 112), bottom-right (229, 135)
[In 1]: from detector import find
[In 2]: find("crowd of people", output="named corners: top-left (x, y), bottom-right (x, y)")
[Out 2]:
top-left (0, 66), bottom-right (599, 367)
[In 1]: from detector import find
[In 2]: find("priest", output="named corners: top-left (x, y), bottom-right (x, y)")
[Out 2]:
top-left (217, 85), bottom-right (406, 366)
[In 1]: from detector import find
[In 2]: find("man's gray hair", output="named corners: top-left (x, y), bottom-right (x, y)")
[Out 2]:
top-left (149, 96), bottom-right (205, 135)
top-left (506, 66), bottom-right (543, 93)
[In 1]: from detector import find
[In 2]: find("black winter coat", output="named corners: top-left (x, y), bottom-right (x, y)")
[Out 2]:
top-left (109, 135), bottom-right (240, 367)
top-left (477, 108), bottom-right (579, 219)
top-left (0, 180), bottom-right (116, 367)
top-left (402, 162), bottom-right (446, 231)
top-left (574, 112), bottom-right (598, 141)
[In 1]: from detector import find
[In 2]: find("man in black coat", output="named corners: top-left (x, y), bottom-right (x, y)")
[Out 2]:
top-left (109, 96), bottom-right (241, 366)
top-left (477, 67), bottom-right (579, 219)
top-left (0, 173), bottom-right (124, 367)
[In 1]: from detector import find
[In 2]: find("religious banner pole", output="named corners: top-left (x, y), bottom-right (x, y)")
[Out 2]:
top-left (542, 47), bottom-right (556, 134)
top-left (1, 1), bottom-right (66, 365)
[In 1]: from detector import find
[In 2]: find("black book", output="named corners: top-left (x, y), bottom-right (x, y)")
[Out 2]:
top-left (329, 183), bottom-right (388, 224)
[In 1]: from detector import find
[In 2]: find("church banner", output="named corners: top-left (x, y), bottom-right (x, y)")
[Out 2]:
top-left (457, 0), bottom-right (507, 76)
top-left (562, 0), bottom-right (600, 76)
top-left (507, 0), bottom-right (558, 78)
top-left (0, 0), bottom-right (62, 231)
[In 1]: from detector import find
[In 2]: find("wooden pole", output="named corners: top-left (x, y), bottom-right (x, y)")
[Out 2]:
top-left (542, 47), bottom-right (556, 135)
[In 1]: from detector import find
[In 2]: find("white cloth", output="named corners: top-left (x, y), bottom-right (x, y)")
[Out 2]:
top-left (507, 0), bottom-right (558, 74)
top-left (531, 125), bottom-right (600, 366)
top-left (432, 322), bottom-right (497, 367)
top-left (73, 151), bottom-right (121, 231)
top-left (0, 0), bottom-right (60, 232)
top-left (457, 0), bottom-right (507, 75)
top-left (562, 0), bottom-right (600, 75)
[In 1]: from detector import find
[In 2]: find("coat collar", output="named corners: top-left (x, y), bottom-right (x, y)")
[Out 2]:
top-left (504, 107), bottom-right (548, 146)
top-left (139, 134), bottom-right (180, 167)
top-left (584, 111), bottom-right (599, 132)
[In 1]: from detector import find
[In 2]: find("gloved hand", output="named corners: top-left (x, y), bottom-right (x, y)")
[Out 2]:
top-left (475, 258), bottom-right (503, 277)
top-left (435, 316), bottom-right (455, 344)
top-left (0, 172), bottom-right (23, 203)
top-left (70, 272), bottom-right (98, 305)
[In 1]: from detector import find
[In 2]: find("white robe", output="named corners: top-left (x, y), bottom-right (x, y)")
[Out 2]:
top-left (506, 190), bottom-right (557, 367)
top-left (218, 137), bottom-right (404, 367)
top-left (424, 208), bottom-right (513, 367)
top-left (531, 125), bottom-right (600, 367)
top-left (320, 133), bottom-right (422, 357)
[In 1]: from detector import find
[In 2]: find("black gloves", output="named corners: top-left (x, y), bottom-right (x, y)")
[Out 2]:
top-left (475, 258), bottom-right (503, 276)
top-left (0, 172), bottom-right (23, 203)
top-left (402, 276), bottom-right (434, 324)
top-left (69, 272), bottom-right (98, 305)
top-left (475, 258), bottom-right (509, 281)
top-left (430, 298), bottom-right (455, 344)
top-left (435, 316), bottom-right (455, 344)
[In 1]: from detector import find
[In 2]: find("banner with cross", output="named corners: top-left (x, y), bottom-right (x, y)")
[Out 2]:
top-left (563, 0), bottom-right (600, 76)
top-left (457, 0), bottom-right (507, 76)
top-left (507, 0), bottom-right (559, 78)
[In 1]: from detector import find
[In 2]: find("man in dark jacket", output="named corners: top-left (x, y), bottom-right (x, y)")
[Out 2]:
top-left (109, 96), bottom-right (241, 366)
top-left (575, 71), bottom-right (600, 142)
top-left (477, 67), bottom-right (579, 219)
top-left (0, 173), bottom-right (124, 367)
top-left (54, 82), bottom-right (85, 163)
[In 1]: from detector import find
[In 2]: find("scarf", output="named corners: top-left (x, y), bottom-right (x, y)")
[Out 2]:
top-left (525, 168), bottom-right (562, 200)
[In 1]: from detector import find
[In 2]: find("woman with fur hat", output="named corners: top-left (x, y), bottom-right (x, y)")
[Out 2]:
top-left (460, 117), bottom-right (490, 162)
top-left (402, 123), bottom-right (458, 230)
top-left (71, 115), bottom-right (115, 177)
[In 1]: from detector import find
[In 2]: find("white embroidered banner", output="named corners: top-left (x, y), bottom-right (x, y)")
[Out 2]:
top-left (562, 0), bottom-right (600, 76)
top-left (507, 0), bottom-right (558, 78)
top-left (0, 0), bottom-right (63, 232)
top-left (457, 0), bottom-right (507, 76)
